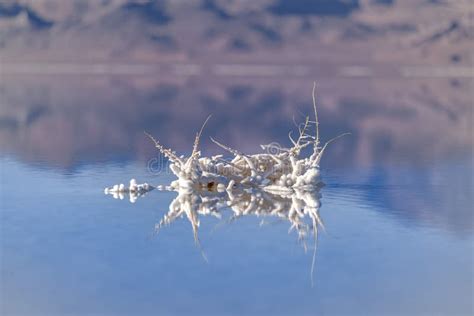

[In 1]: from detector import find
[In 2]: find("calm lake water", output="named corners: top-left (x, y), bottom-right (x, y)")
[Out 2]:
top-left (1, 77), bottom-right (473, 315)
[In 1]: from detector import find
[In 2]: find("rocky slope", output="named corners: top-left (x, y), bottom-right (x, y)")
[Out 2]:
top-left (0, 0), bottom-right (471, 65)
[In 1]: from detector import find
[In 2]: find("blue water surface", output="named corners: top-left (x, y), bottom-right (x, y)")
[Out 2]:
top-left (1, 153), bottom-right (472, 315)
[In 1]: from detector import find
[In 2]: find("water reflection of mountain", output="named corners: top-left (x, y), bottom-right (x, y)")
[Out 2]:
top-left (0, 76), bottom-right (471, 169)
top-left (326, 162), bottom-right (473, 237)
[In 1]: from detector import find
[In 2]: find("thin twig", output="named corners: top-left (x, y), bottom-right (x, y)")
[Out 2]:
top-left (192, 115), bottom-right (212, 157)
top-left (144, 131), bottom-right (182, 164)
top-left (314, 132), bottom-right (351, 165)
top-left (312, 82), bottom-right (320, 148)
top-left (210, 137), bottom-right (243, 157)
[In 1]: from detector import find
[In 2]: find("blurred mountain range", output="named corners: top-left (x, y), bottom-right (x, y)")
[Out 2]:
top-left (0, 0), bottom-right (472, 65)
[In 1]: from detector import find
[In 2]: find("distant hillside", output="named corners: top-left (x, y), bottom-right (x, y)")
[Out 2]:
top-left (0, 0), bottom-right (471, 65)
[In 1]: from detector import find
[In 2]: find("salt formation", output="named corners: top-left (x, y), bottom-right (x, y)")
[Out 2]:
top-left (140, 83), bottom-right (347, 194)
top-left (104, 179), bottom-right (154, 203)
top-left (104, 83), bottom-right (348, 198)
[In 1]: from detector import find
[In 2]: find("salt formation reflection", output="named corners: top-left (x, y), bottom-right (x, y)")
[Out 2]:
top-left (158, 187), bottom-right (323, 246)
top-left (163, 187), bottom-right (324, 284)
top-left (106, 184), bottom-right (325, 284)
